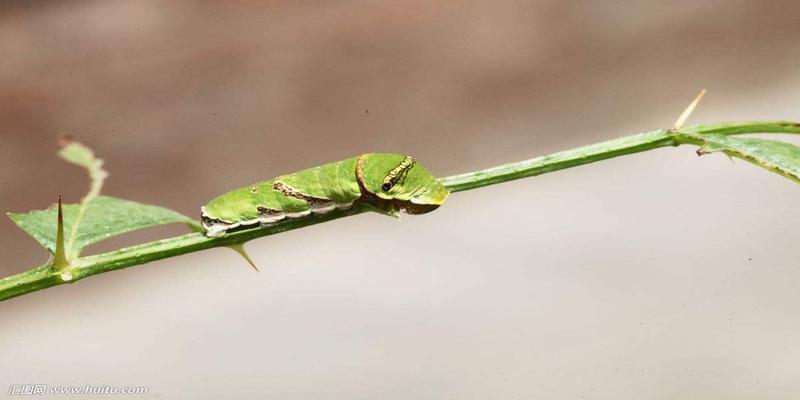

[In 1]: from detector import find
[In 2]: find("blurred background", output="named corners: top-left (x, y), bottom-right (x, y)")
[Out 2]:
top-left (1, 1), bottom-right (799, 398)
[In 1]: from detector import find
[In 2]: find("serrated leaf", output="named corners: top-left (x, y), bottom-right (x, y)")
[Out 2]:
top-left (691, 133), bottom-right (800, 183)
top-left (8, 195), bottom-right (197, 259)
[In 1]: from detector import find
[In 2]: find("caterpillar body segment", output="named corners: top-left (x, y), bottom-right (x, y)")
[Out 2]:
top-left (201, 153), bottom-right (448, 237)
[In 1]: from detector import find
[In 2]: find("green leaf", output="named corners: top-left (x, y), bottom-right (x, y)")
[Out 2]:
top-left (7, 138), bottom-right (198, 263)
top-left (687, 133), bottom-right (800, 184)
top-left (7, 195), bottom-right (197, 258)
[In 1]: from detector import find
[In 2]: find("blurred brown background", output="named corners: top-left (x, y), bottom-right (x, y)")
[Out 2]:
top-left (2, 1), bottom-right (799, 399)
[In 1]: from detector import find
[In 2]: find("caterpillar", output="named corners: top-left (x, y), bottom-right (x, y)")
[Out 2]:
top-left (201, 153), bottom-right (450, 237)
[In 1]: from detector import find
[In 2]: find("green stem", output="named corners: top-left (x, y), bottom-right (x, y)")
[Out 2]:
top-left (1, 121), bottom-right (799, 302)
top-left (441, 129), bottom-right (676, 192)
top-left (0, 207), bottom-right (366, 301)
top-left (441, 120), bottom-right (800, 192)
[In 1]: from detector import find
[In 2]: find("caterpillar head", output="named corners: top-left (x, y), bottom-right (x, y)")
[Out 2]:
top-left (357, 153), bottom-right (449, 214)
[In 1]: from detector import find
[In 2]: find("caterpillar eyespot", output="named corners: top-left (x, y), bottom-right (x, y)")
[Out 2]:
top-left (200, 153), bottom-right (449, 237)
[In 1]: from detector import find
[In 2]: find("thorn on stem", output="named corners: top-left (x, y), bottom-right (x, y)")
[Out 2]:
top-left (228, 244), bottom-right (260, 272)
top-left (52, 195), bottom-right (70, 270)
top-left (673, 89), bottom-right (707, 130)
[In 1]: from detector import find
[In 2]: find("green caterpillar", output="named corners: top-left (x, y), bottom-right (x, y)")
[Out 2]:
top-left (201, 153), bottom-right (449, 237)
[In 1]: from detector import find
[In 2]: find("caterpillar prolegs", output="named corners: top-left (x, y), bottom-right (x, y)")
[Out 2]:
top-left (201, 153), bottom-right (449, 237)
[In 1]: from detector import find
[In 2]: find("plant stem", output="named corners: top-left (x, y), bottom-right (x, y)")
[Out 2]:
top-left (441, 121), bottom-right (800, 192)
top-left (0, 208), bottom-right (366, 302)
top-left (1, 121), bottom-right (799, 302)
top-left (441, 129), bottom-right (676, 192)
